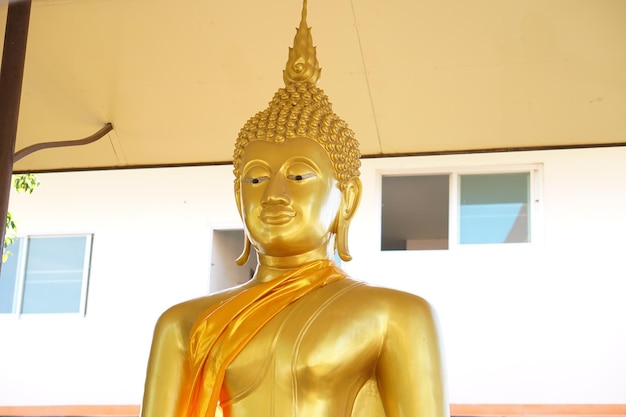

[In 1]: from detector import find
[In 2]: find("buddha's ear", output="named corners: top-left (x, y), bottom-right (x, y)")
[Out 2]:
top-left (234, 181), bottom-right (251, 265)
top-left (336, 177), bottom-right (362, 262)
top-left (234, 182), bottom-right (243, 218)
top-left (341, 177), bottom-right (362, 220)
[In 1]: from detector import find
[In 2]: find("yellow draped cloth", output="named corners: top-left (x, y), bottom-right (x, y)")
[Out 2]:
top-left (187, 260), bottom-right (347, 417)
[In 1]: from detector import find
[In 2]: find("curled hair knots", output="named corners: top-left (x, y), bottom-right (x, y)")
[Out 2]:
top-left (233, 82), bottom-right (361, 191)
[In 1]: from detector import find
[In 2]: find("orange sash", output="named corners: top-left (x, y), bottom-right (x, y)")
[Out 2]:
top-left (187, 260), bottom-right (347, 417)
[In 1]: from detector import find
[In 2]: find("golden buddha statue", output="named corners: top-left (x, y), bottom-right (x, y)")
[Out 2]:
top-left (141, 2), bottom-right (448, 416)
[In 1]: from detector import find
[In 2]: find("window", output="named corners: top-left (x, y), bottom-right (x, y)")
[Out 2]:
top-left (0, 235), bottom-right (93, 315)
top-left (381, 175), bottom-right (450, 250)
top-left (381, 166), bottom-right (540, 250)
top-left (459, 173), bottom-right (530, 244)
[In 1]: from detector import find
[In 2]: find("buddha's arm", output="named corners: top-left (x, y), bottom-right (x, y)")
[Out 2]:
top-left (376, 294), bottom-right (449, 417)
top-left (141, 306), bottom-right (193, 417)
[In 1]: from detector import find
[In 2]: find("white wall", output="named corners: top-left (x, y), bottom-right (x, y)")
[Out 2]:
top-left (348, 146), bottom-right (626, 404)
top-left (0, 165), bottom-right (238, 406)
top-left (1, 147), bottom-right (625, 406)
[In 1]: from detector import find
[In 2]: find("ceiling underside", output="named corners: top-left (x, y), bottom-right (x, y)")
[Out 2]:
top-left (2, 0), bottom-right (626, 173)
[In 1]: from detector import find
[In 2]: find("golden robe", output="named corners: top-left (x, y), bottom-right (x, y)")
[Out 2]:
top-left (186, 260), bottom-right (347, 417)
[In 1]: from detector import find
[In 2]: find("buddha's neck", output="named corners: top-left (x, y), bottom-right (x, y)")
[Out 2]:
top-left (253, 247), bottom-right (333, 283)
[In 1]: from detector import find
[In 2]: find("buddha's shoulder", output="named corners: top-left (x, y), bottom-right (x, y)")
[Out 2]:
top-left (154, 284), bottom-right (251, 336)
top-left (332, 278), bottom-right (435, 315)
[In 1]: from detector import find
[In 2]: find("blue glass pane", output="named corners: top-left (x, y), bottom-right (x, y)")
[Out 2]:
top-left (0, 239), bottom-right (21, 314)
top-left (21, 279), bottom-right (82, 314)
top-left (460, 173), bottom-right (530, 244)
top-left (22, 236), bottom-right (87, 314)
top-left (460, 203), bottom-right (527, 244)
top-left (26, 237), bottom-right (86, 272)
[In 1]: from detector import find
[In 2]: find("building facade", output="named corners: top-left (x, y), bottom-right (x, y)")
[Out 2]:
top-left (1, 146), bottom-right (625, 415)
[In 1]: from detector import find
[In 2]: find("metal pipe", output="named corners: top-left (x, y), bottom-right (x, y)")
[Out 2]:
top-left (14, 123), bottom-right (114, 163)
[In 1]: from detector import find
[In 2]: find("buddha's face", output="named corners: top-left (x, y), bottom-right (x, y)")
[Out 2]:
top-left (237, 137), bottom-right (342, 258)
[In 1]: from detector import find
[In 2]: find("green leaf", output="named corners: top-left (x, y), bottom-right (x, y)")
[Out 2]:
top-left (3, 174), bottom-right (38, 262)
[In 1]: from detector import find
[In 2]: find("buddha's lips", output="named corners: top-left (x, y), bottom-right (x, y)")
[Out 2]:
top-left (259, 208), bottom-right (296, 224)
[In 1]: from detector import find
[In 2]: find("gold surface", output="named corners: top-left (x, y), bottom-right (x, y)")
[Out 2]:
top-left (141, 137), bottom-right (448, 417)
top-left (4, 0), bottom-right (626, 172)
top-left (141, 3), bottom-right (448, 416)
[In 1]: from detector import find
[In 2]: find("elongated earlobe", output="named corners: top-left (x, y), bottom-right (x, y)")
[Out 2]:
top-left (336, 216), bottom-right (352, 262)
top-left (336, 177), bottom-right (362, 262)
top-left (235, 235), bottom-right (251, 266)
top-left (233, 181), bottom-right (250, 266)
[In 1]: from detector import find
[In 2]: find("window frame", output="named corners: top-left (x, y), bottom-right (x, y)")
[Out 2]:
top-left (1, 234), bottom-right (93, 317)
top-left (378, 164), bottom-right (543, 251)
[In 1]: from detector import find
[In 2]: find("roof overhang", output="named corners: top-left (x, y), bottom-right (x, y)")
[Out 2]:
top-left (3, 0), bottom-right (626, 173)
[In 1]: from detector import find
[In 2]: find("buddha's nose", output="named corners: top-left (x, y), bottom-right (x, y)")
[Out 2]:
top-left (262, 175), bottom-right (290, 206)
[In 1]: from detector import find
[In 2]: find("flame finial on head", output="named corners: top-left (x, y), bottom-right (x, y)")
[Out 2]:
top-left (233, 0), bottom-right (360, 194)
top-left (283, 0), bottom-right (321, 85)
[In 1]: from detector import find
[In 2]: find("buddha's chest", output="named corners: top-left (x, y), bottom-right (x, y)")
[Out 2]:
top-left (221, 281), bottom-right (384, 401)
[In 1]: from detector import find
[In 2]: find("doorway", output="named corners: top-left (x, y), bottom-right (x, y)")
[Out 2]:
top-left (209, 229), bottom-right (257, 293)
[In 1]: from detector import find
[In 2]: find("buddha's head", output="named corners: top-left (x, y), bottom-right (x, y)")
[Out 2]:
top-left (233, 82), bottom-right (360, 192)
top-left (233, 1), bottom-right (361, 265)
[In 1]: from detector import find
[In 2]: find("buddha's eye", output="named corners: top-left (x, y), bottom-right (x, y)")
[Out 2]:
top-left (287, 173), bottom-right (316, 182)
top-left (244, 176), bottom-right (269, 184)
